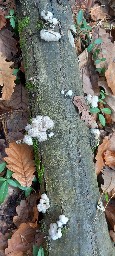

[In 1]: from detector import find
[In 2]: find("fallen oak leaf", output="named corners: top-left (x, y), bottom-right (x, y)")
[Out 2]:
top-left (90, 4), bottom-right (107, 21)
top-left (101, 167), bottom-right (115, 193)
top-left (0, 52), bottom-right (16, 100)
top-left (4, 142), bottom-right (35, 187)
top-left (0, 29), bottom-right (17, 60)
top-left (0, 10), bottom-right (6, 30)
top-left (5, 223), bottom-right (37, 255)
top-left (105, 62), bottom-right (115, 95)
top-left (109, 230), bottom-right (115, 242)
top-left (13, 193), bottom-right (39, 227)
top-left (104, 150), bottom-right (115, 169)
top-left (95, 136), bottom-right (109, 175)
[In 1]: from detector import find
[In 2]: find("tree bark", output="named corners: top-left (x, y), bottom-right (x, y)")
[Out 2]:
top-left (16, 0), bottom-right (114, 255)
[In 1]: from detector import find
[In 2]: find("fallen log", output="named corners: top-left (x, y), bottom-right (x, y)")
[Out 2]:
top-left (16, 0), bottom-right (114, 255)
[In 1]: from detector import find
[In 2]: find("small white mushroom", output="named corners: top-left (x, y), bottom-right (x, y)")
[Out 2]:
top-left (40, 29), bottom-right (61, 42)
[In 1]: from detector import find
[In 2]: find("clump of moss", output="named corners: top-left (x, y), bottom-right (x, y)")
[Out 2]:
top-left (18, 16), bottom-right (30, 33)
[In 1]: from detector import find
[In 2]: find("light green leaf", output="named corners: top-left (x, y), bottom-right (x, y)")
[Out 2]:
top-left (90, 108), bottom-right (100, 114)
top-left (12, 69), bottom-right (19, 76)
top-left (87, 43), bottom-right (94, 52)
top-left (10, 9), bottom-right (15, 16)
top-left (25, 187), bottom-right (32, 197)
top-left (94, 38), bottom-right (103, 45)
top-left (7, 179), bottom-right (18, 187)
top-left (95, 59), bottom-right (101, 64)
top-left (101, 108), bottom-right (111, 114)
top-left (105, 193), bottom-right (109, 202)
top-left (5, 15), bottom-right (11, 19)
top-left (100, 91), bottom-right (105, 99)
top-left (6, 169), bottom-right (13, 179)
top-left (101, 58), bottom-right (106, 61)
top-left (33, 245), bottom-right (39, 256)
top-left (37, 247), bottom-right (44, 256)
top-left (0, 162), bottom-right (6, 173)
top-left (0, 178), bottom-right (6, 182)
top-left (10, 17), bottom-right (15, 28)
top-left (77, 10), bottom-right (83, 25)
top-left (99, 114), bottom-right (106, 126)
top-left (0, 181), bottom-right (8, 204)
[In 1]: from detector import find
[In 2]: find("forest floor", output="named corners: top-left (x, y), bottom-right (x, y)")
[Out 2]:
top-left (0, 0), bottom-right (115, 255)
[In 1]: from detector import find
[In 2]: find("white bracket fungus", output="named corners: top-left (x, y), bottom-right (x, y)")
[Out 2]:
top-left (86, 94), bottom-right (98, 108)
top-left (23, 115), bottom-right (54, 145)
top-left (37, 193), bottom-right (50, 213)
top-left (49, 214), bottom-right (69, 240)
top-left (40, 29), bottom-right (61, 42)
top-left (40, 10), bottom-right (61, 41)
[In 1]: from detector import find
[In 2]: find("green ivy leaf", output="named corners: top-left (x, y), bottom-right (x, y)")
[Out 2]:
top-left (6, 169), bottom-right (13, 179)
top-left (7, 179), bottom-right (18, 187)
top-left (94, 38), bottom-right (103, 45)
top-left (0, 181), bottom-right (8, 204)
top-left (101, 108), bottom-right (111, 114)
top-left (87, 43), bottom-right (94, 52)
top-left (37, 247), bottom-right (44, 256)
top-left (90, 107), bottom-right (100, 114)
top-left (99, 114), bottom-right (106, 126)
top-left (77, 10), bottom-right (83, 25)
top-left (10, 17), bottom-right (15, 28)
top-left (0, 162), bottom-right (6, 173)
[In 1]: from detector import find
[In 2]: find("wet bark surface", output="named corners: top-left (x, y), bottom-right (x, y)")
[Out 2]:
top-left (16, 0), bottom-right (114, 255)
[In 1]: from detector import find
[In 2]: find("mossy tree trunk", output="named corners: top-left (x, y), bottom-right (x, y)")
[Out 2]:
top-left (16, 0), bottom-right (114, 255)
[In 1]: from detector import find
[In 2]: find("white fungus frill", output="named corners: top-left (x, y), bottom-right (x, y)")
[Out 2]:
top-left (49, 214), bottom-right (69, 240)
top-left (40, 29), bottom-right (61, 42)
top-left (37, 193), bottom-right (50, 213)
top-left (87, 94), bottom-right (98, 108)
top-left (23, 115), bottom-right (54, 145)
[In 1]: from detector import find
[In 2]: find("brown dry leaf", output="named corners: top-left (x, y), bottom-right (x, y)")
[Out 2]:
top-left (78, 50), bottom-right (88, 69)
top-left (109, 230), bottom-right (115, 242)
top-left (104, 150), bottom-right (115, 169)
top-left (13, 194), bottom-right (39, 227)
top-left (82, 67), bottom-right (94, 95)
top-left (101, 168), bottom-right (115, 193)
top-left (4, 142), bottom-right (35, 187)
top-left (0, 29), bottom-right (17, 60)
top-left (108, 133), bottom-right (115, 151)
top-left (0, 52), bottom-right (16, 100)
top-left (2, 84), bottom-right (30, 142)
top-left (0, 10), bottom-right (6, 30)
top-left (5, 223), bottom-right (37, 255)
top-left (73, 96), bottom-right (97, 128)
top-left (95, 137), bottom-right (109, 175)
top-left (0, 232), bottom-right (8, 250)
top-left (105, 62), bottom-right (115, 95)
top-left (105, 200), bottom-right (115, 230)
top-left (90, 4), bottom-right (107, 21)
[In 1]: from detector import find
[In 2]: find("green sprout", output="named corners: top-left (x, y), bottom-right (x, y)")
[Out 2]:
top-left (0, 162), bottom-right (32, 203)
top-left (90, 90), bottom-right (111, 126)
top-left (5, 9), bottom-right (16, 29)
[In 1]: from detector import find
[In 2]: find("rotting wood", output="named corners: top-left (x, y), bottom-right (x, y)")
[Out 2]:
top-left (16, 0), bottom-right (114, 255)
